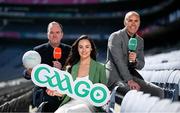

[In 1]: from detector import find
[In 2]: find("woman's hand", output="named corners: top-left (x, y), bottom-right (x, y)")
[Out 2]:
top-left (46, 89), bottom-right (63, 97)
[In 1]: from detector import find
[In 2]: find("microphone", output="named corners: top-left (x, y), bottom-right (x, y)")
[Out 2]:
top-left (128, 34), bottom-right (137, 63)
top-left (53, 47), bottom-right (62, 60)
top-left (128, 34), bottom-right (137, 52)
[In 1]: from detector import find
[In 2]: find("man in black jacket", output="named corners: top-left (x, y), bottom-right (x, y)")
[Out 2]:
top-left (23, 21), bottom-right (71, 112)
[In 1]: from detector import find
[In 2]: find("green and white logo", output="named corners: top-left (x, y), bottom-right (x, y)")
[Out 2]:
top-left (31, 64), bottom-right (110, 106)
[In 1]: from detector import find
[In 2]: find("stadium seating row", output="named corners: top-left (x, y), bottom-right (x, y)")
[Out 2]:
top-left (121, 90), bottom-right (180, 113)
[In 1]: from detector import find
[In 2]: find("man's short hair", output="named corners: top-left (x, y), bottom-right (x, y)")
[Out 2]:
top-left (47, 21), bottom-right (63, 32)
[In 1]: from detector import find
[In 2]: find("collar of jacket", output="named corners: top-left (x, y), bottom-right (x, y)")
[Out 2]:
top-left (71, 58), bottom-right (96, 82)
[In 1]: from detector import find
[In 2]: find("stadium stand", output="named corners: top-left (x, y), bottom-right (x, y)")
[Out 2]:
top-left (138, 50), bottom-right (180, 101)
top-left (0, 0), bottom-right (179, 41)
top-left (0, 0), bottom-right (180, 112)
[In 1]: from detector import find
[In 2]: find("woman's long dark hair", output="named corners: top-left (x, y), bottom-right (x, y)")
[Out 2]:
top-left (63, 35), bottom-right (97, 71)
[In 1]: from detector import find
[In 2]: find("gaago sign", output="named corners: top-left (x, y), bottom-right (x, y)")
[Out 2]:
top-left (31, 64), bottom-right (110, 106)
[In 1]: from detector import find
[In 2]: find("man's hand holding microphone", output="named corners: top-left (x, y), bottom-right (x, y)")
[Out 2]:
top-left (53, 47), bottom-right (62, 69)
top-left (47, 47), bottom-right (63, 96)
top-left (128, 34), bottom-right (137, 64)
top-left (127, 34), bottom-right (140, 90)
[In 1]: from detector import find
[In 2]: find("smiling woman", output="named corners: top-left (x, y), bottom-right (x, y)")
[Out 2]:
top-left (51, 35), bottom-right (107, 113)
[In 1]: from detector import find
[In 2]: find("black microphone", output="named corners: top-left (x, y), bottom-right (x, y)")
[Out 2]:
top-left (128, 34), bottom-right (137, 63)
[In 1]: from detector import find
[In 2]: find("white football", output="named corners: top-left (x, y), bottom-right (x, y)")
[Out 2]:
top-left (22, 50), bottom-right (41, 69)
